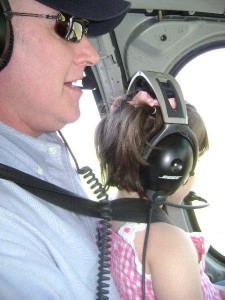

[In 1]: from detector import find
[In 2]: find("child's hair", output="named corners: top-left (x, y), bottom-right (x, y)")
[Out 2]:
top-left (95, 97), bottom-right (209, 197)
top-left (186, 103), bottom-right (209, 157)
top-left (95, 96), bottom-right (164, 197)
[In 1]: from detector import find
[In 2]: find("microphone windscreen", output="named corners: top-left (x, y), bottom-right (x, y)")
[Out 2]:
top-left (82, 75), bottom-right (97, 90)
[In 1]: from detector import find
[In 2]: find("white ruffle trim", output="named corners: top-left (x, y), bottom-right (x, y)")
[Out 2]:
top-left (118, 222), bottom-right (151, 279)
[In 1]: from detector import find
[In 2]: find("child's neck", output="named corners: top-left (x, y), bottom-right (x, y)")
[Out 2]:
top-left (111, 190), bottom-right (140, 232)
top-left (116, 189), bottom-right (139, 199)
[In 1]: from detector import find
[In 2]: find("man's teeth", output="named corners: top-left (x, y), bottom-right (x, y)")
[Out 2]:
top-left (71, 80), bottom-right (83, 88)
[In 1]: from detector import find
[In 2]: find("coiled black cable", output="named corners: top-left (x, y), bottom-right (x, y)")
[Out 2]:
top-left (58, 131), bottom-right (112, 299)
top-left (96, 198), bottom-right (112, 300)
top-left (78, 166), bottom-right (109, 201)
top-left (58, 131), bottom-right (109, 201)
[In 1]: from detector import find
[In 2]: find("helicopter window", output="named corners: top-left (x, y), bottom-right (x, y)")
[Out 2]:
top-left (176, 48), bottom-right (225, 258)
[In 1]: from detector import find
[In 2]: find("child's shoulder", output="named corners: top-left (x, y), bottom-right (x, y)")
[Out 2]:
top-left (150, 222), bottom-right (194, 249)
top-left (148, 222), bottom-right (199, 265)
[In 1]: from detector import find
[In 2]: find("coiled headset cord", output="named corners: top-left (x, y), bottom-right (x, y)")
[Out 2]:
top-left (58, 131), bottom-right (112, 300)
top-left (58, 131), bottom-right (108, 201)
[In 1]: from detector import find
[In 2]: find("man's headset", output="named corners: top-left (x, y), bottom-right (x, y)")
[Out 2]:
top-left (0, 0), bottom-right (13, 71)
top-left (127, 71), bottom-right (208, 209)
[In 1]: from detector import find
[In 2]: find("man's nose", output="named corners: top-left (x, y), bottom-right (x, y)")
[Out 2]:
top-left (73, 36), bottom-right (100, 67)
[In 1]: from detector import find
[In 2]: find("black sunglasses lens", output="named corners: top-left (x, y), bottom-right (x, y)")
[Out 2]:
top-left (55, 13), bottom-right (88, 42)
top-left (55, 22), bottom-right (68, 38)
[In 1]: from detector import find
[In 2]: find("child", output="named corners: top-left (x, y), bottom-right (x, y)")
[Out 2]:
top-left (95, 90), bottom-right (225, 299)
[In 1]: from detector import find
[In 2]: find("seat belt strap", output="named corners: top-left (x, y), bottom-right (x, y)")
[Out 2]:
top-left (0, 163), bottom-right (172, 224)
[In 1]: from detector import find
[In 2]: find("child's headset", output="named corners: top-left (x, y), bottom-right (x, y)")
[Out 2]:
top-left (0, 0), bottom-right (13, 71)
top-left (127, 71), bottom-right (199, 197)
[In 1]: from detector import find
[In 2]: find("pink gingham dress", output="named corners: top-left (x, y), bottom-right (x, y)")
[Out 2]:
top-left (110, 222), bottom-right (222, 300)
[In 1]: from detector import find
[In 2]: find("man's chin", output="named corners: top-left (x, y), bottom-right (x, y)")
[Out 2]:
top-left (61, 111), bottom-right (81, 127)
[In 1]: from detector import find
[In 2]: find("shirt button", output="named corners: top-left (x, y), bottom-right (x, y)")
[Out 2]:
top-left (37, 166), bottom-right (44, 175)
top-left (48, 147), bottom-right (56, 155)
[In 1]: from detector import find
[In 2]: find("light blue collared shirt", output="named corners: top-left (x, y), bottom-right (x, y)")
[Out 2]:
top-left (0, 122), bottom-right (119, 299)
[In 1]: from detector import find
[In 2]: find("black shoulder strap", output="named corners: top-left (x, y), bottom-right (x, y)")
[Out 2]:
top-left (0, 163), bottom-right (172, 224)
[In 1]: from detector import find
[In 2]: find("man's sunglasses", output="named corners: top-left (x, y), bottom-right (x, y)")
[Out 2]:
top-left (4, 11), bottom-right (89, 43)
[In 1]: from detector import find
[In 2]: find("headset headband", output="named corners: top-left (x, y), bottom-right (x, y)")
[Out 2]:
top-left (127, 71), bottom-right (199, 194)
top-left (128, 71), bottom-right (187, 123)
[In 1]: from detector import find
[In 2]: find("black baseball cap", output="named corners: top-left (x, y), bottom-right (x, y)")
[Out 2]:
top-left (35, 0), bottom-right (131, 36)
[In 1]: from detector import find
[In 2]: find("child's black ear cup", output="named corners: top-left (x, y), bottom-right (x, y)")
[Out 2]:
top-left (140, 134), bottom-right (194, 194)
top-left (127, 71), bottom-right (198, 195)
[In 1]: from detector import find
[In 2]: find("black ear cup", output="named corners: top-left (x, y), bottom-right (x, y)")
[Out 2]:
top-left (0, 0), bottom-right (14, 70)
top-left (127, 71), bottom-right (198, 196)
top-left (140, 134), bottom-right (195, 195)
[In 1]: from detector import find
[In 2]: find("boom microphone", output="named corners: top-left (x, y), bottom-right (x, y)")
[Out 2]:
top-left (81, 75), bottom-right (97, 90)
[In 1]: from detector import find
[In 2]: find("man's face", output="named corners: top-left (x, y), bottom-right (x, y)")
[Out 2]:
top-left (0, 0), bottom-right (99, 136)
